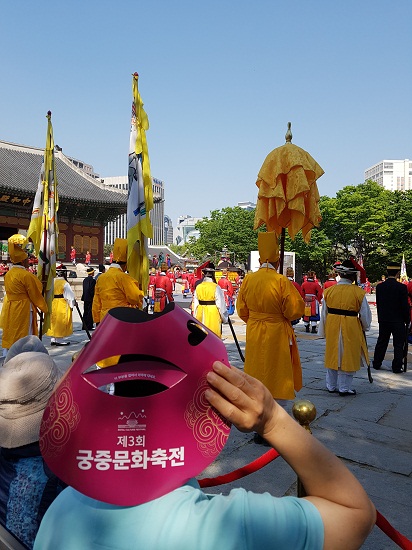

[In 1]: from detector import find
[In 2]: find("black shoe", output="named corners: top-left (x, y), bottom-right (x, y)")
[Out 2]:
top-left (311, 326), bottom-right (317, 334)
top-left (372, 363), bottom-right (381, 370)
top-left (305, 325), bottom-right (310, 333)
top-left (51, 341), bottom-right (70, 346)
top-left (392, 369), bottom-right (404, 374)
top-left (339, 389), bottom-right (357, 396)
top-left (328, 389), bottom-right (339, 393)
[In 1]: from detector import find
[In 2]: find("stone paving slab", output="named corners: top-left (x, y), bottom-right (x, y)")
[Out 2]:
top-left (315, 414), bottom-right (412, 453)
top-left (379, 394), bottom-right (412, 429)
top-left (314, 425), bottom-right (412, 475)
top-left (341, 391), bottom-right (404, 423)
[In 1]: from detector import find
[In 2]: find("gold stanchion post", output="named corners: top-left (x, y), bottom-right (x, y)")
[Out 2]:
top-left (292, 400), bottom-right (317, 497)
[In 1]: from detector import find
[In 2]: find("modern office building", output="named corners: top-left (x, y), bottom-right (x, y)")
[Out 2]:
top-left (164, 215), bottom-right (174, 245)
top-left (237, 200), bottom-right (256, 211)
top-left (174, 215), bottom-right (202, 245)
top-left (173, 203), bottom-right (256, 245)
top-left (364, 159), bottom-right (412, 191)
top-left (102, 175), bottom-right (165, 246)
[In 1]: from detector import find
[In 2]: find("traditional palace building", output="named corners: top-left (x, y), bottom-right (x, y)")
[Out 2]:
top-left (0, 140), bottom-right (126, 263)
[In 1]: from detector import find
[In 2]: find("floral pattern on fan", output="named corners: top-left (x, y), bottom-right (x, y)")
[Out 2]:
top-left (40, 376), bottom-right (81, 457)
top-left (184, 373), bottom-right (231, 457)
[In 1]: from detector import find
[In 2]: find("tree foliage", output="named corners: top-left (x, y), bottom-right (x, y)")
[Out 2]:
top-left (188, 207), bottom-right (261, 266)
top-left (189, 181), bottom-right (412, 283)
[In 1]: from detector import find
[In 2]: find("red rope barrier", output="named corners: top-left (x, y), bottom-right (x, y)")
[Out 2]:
top-left (376, 511), bottom-right (412, 549)
top-left (198, 448), bottom-right (279, 488)
top-left (199, 451), bottom-right (412, 548)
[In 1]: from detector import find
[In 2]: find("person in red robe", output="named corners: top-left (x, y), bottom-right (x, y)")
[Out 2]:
top-left (286, 267), bottom-right (303, 327)
top-left (153, 272), bottom-right (174, 312)
top-left (166, 269), bottom-right (175, 291)
top-left (301, 270), bottom-right (323, 333)
top-left (70, 246), bottom-right (76, 266)
top-left (323, 272), bottom-right (337, 290)
top-left (218, 270), bottom-right (234, 309)
top-left (148, 268), bottom-right (157, 309)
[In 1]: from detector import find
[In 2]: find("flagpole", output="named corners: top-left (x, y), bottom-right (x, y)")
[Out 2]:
top-left (38, 214), bottom-right (48, 340)
top-left (28, 110), bottom-right (58, 340)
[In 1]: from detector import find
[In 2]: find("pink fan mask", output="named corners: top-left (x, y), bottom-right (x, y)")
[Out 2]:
top-left (39, 304), bottom-right (231, 506)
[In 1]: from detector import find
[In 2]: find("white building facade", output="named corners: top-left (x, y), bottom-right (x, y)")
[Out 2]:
top-left (102, 175), bottom-right (165, 246)
top-left (174, 215), bottom-right (203, 245)
top-left (364, 159), bottom-right (412, 191)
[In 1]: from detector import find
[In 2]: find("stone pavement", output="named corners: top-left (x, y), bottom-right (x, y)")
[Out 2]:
top-left (1, 295), bottom-right (411, 549)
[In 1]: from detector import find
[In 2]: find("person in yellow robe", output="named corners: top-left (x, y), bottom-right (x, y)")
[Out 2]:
top-left (46, 268), bottom-right (76, 346)
top-left (92, 239), bottom-right (143, 368)
top-left (1, 235), bottom-right (47, 356)
top-left (318, 259), bottom-right (371, 396)
top-left (236, 233), bottom-right (305, 407)
top-left (92, 239), bottom-right (144, 324)
top-left (193, 267), bottom-right (228, 338)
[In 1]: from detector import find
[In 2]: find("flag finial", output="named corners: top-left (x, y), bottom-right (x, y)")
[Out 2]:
top-left (285, 122), bottom-right (292, 143)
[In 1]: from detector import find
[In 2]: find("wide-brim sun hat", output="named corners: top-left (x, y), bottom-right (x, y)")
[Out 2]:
top-left (0, 351), bottom-right (65, 448)
top-left (4, 335), bottom-right (49, 365)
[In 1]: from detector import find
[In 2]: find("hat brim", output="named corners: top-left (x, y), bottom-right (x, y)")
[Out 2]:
top-left (0, 408), bottom-right (45, 448)
top-left (0, 353), bottom-right (66, 448)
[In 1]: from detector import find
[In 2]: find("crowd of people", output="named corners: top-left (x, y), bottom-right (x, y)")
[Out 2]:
top-left (1, 232), bottom-right (409, 548)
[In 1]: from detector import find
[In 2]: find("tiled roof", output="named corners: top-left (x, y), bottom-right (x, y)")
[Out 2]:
top-left (0, 141), bottom-right (126, 206)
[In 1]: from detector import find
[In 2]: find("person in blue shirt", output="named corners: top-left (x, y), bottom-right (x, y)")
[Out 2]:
top-left (35, 361), bottom-right (375, 550)
top-left (0, 337), bottom-right (66, 549)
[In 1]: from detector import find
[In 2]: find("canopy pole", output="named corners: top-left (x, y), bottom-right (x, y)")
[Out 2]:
top-left (279, 228), bottom-right (286, 274)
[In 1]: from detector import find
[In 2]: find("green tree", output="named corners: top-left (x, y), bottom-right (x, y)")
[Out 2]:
top-left (168, 243), bottom-right (189, 257)
top-left (285, 227), bottom-right (334, 281)
top-left (386, 190), bottom-right (412, 276)
top-left (328, 181), bottom-right (390, 281)
top-left (188, 207), bottom-right (261, 265)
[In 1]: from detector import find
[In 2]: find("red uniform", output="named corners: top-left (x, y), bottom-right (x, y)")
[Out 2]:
top-left (302, 279), bottom-right (323, 301)
top-left (148, 273), bottom-right (157, 301)
top-left (166, 269), bottom-right (175, 291)
top-left (153, 274), bottom-right (174, 312)
top-left (85, 252), bottom-right (91, 265)
top-left (218, 276), bottom-right (234, 308)
top-left (301, 278), bottom-right (323, 329)
top-left (70, 247), bottom-right (76, 264)
top-left (323, 278), bottom-right (337, 290)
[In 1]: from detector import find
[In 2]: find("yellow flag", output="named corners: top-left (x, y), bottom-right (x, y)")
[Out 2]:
top-left (127, 73), bottom-right (153, 293)
top-left (27, 111), bottom-right (59, 333)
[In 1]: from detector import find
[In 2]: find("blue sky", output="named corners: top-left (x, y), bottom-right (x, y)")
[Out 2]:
top-left (1, 1), bottom-right (411, 227)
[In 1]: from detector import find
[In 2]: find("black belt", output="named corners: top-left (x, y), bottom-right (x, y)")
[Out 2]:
top-left (54, 294), bottom-right (64, 298)
top-left (328, 307), bottom-right (358, 317)
top-left (199, 300), bottom-right (215, 305)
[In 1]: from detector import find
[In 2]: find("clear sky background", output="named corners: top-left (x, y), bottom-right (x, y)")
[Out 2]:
top-left (1, 1), bottom-right (411, 227)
